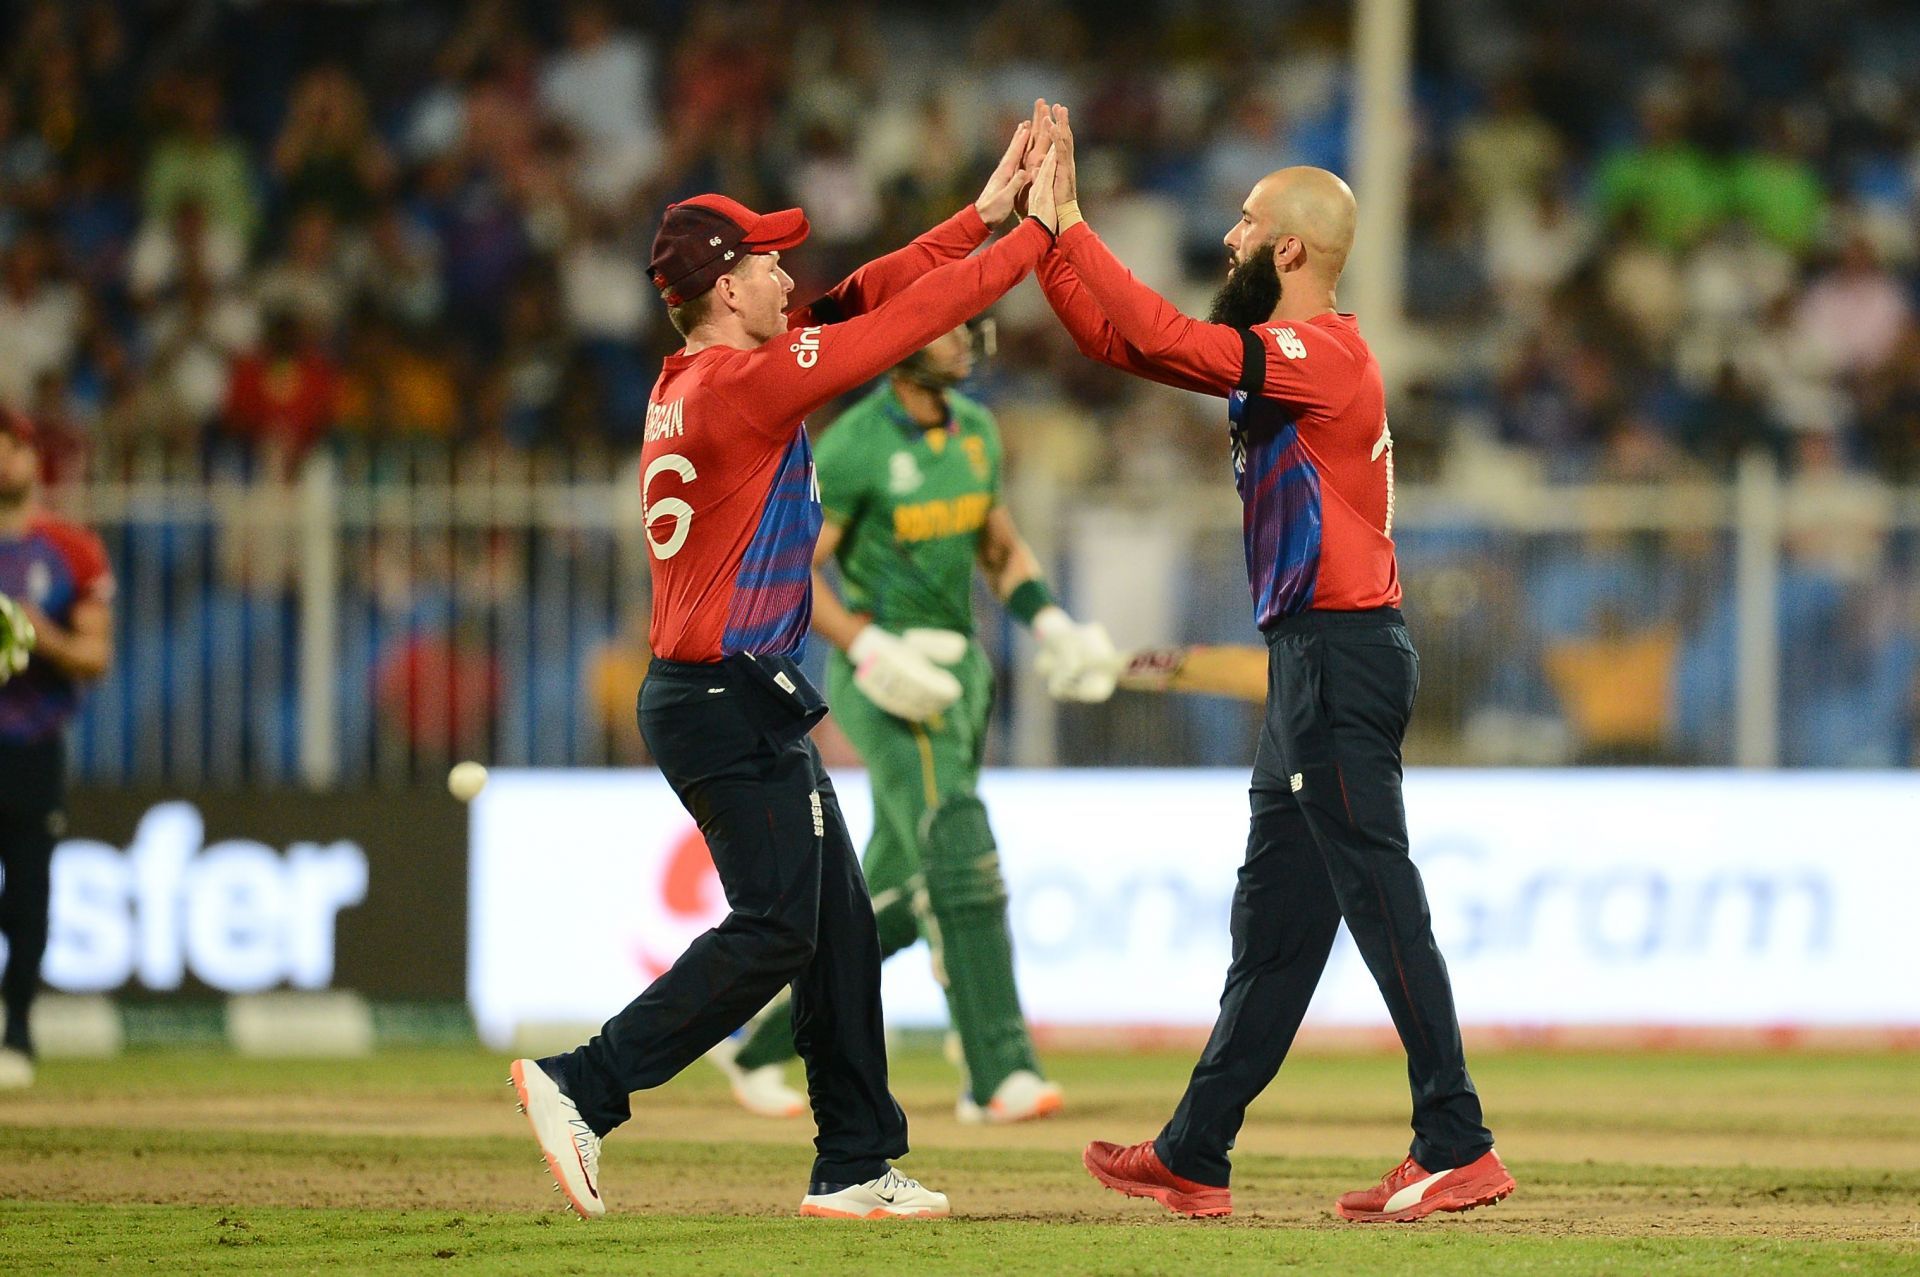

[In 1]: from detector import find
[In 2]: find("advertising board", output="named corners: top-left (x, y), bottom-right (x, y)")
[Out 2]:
top-left (467, 769), bottom-right (1920, 1046)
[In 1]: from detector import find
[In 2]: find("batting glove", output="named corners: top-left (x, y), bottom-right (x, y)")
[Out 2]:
top-left (850, 624), bottom-right (963, 722)
top-left (1033, 606), bottom-right (1118, 703)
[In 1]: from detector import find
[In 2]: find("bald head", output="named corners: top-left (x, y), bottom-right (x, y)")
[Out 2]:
top-left (1229, 166), bottom-right (1357, 285)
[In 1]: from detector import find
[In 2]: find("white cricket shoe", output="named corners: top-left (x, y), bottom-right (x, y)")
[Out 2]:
top-left (799, 1166), bottom-right (950, 1219)
top-left (0, 1048), bottom-right (33, 1089)
top-left (707, 1036), bottom-right (806, 1118)
top-left (955, 1069), bottom-right (1063, 1125)
top-left (509, 1057), bottom-right (605, 1218)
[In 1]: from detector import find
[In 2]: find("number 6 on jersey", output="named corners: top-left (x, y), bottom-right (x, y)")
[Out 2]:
top-left (644, 453), bottom-right (697, 560)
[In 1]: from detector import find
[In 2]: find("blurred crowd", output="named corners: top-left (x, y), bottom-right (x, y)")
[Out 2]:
top-left (0, 0), bottom-right (1914, 484)
top-left (0, 0), bottom-right (1913, 775)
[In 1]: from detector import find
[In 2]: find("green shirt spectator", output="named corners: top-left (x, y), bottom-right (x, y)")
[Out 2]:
top-left (142, 77), bottom-right (259, 245)
top-left (1728, 151), bottom-right (1825, 253)
top-left (1593, 142), bottom-right (1727, 250)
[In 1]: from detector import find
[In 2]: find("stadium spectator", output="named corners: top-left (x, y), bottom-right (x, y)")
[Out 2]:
top-left (538, 0), bottom-right (662, 206)
top-left (1454, 78), bottom-right (1562, 214)
top-left (362, 200), bottom-right (445, 330)
top-left (1593, 80), bottom-right (1727, 251)
top-left (141, 75), bottom-right (257, 246)
top-left (0, 0), bottom-right (1912, 775)
top-left (1792, 232), bottom-right (1913, 378)
top-left (0, 229), bottom-right (82, 410)
top-left (253, 204), bottom-right (358, 337)
top-left (337, 307), bottom-right (462, 440)
top-left (373, 620), bottom-right (502, 761)
top-left (221, 310), bottom-right (339, 467)
top-left (127, 198), bottom-right (246, 304)
top-left (269, 66), bottom-right (395, 229)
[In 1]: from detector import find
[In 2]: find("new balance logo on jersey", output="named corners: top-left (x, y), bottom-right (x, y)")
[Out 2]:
top-left (645, 398), bottom-right (685, 443)
top-left (1268, 326), bottom-right (1308, 359)
top-left (790, 326), bottom-right (823, 368)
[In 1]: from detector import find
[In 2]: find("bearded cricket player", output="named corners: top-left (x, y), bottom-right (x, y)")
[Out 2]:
top-left (1022, 103), bottom-right (1513, 1222)
top-left (507, 125), bottom-right (1069, 1221)
top-left (710, 320), bottom-right (1116, 1126)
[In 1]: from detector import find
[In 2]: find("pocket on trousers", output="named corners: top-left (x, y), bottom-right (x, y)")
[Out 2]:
top-left (1321, 635), bottom-right (1419, 742)
top-left (730, 653), bottom-right (828, 752)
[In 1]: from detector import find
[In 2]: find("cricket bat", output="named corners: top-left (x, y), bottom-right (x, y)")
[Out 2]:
top-left (1113, 644), bottom-right (1267, 702)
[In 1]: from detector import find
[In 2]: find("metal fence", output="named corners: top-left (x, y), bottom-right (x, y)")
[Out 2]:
top-left (60, 444), bottom-right (1920, 788)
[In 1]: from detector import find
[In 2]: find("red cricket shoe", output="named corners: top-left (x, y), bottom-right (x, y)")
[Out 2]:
top-left (1335, 1148), bottom-right (1515, 1223)
top-left (1082, 1139), bottom-right (1232, 1218)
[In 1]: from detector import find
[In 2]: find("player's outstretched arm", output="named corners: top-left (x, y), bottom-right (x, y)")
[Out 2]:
top-left (787, 122), bottom-right (1033, 327)
top-left (1043, 108), bottom-right (1243, 396)
top-left (720, 218), bottom-right (1053, 431)
top-left (1042, 103), bottom-right (1363, 406)
top-left (1036, 252), bottom-right (1219, 395)
top-left (1026, 104), bottom-right (1221, 396)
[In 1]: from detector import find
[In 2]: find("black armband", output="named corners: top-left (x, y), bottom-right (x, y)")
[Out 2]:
top-left (1236, 327), bottom-right (1266, 397)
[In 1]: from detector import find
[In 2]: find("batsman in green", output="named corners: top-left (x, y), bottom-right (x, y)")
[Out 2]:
top-left (710, 321), bottom-right (1117, 1125)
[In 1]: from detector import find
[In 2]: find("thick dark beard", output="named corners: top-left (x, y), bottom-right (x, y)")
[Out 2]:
top-left (1207, 240), bottom-right (1281, 329)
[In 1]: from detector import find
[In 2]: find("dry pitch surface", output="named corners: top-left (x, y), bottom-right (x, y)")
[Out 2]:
top-left (2, 1045), bottom-right (1917, 1274)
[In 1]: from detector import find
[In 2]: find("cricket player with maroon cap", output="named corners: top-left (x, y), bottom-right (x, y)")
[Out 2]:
top-left (508, 126), bottom-right (1066, 1221)
top-left (1023, 103), bottom-right (1514, 1223)
top-left (0, 409), bottom-right (114, 1089)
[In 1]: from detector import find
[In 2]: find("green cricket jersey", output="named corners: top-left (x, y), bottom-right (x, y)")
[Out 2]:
top-left (814, 383), bottom-right (1003, 636)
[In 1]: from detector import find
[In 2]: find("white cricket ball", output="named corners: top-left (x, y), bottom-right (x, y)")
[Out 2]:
top-left (447, 760), bottom-right (489, 802)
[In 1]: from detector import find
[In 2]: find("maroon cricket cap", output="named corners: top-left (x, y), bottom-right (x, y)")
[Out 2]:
top-left (649, 194), bottom-right (810, 307)
top-left (0, 407), bottom-right (34, 447)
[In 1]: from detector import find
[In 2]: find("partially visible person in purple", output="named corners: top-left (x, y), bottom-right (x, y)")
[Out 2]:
top-left (0, 409), bottom-right (113, 1089)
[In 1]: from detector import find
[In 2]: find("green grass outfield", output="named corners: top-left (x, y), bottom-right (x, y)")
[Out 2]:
top-left (3, 1046), bottom-right (1918, 1274)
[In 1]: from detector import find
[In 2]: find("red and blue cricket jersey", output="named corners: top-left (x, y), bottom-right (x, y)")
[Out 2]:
top-left (1040, 225), bottom-right (1399, 627)
top-left (0, 513), bottom-right (112, 743)
top-left (643, 209), bottom-right (1050, 662)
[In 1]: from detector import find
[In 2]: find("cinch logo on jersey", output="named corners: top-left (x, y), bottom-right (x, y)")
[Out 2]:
top-left (892, 492), bottom-right (992, 543)
top-left (644, 397), bottom-right (685, 442)
top-left (790, 326), bottom-right (823, 368)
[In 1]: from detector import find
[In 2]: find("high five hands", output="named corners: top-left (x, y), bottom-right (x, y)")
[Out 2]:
top-left (972, 119), bottom-right (1033, 225)
top-left (977, 99), bottom-right (1078, 234)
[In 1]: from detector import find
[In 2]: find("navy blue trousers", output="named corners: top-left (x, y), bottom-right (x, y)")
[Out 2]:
top-left (0, 735), bottom-right (63, 1055)
top-left (1157, 608), bottom-right (1492, 1184)
top-left (554, 652), bottom-right (906, 1186)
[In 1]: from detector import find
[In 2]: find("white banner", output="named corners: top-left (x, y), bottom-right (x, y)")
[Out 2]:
top-left (467, 769), bottom-right (1920, 1048)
